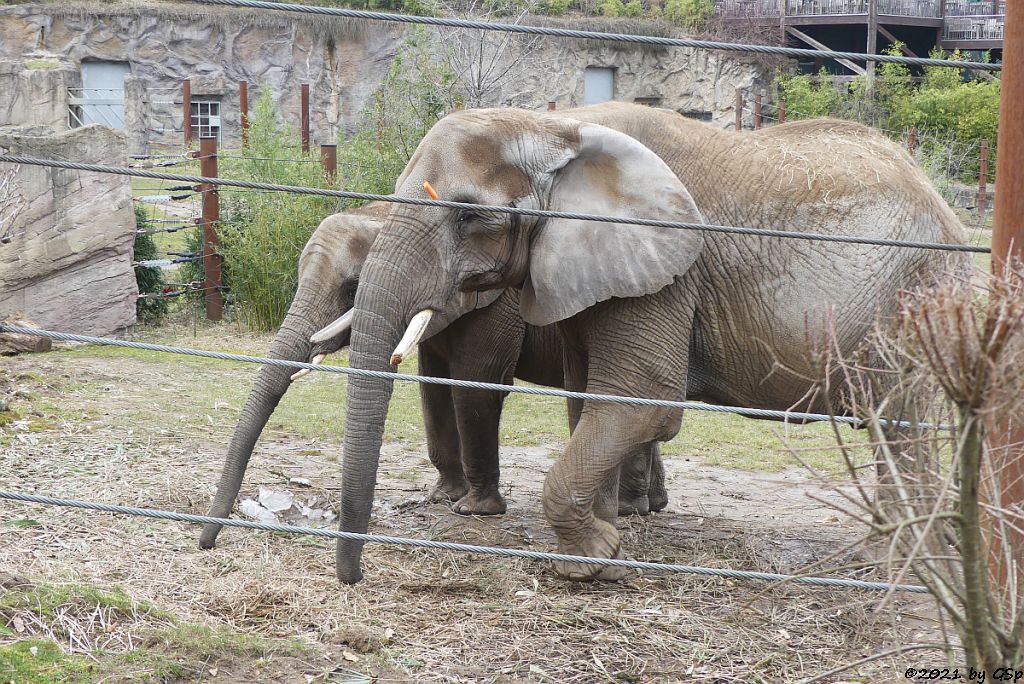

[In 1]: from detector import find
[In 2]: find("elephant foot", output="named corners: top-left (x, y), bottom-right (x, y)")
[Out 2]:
top-left (452, 489), bottom-right (507, 516)
top-left (648, 486), bottom-right (668, 513)
top-left (552, 518), bottom-right (633, 582)
top-left (617, 494), bottom-right (651, 517)
top-left (427, 475), bottom-right (470, 503)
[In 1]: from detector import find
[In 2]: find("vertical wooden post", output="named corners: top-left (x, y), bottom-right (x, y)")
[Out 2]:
top-left (199, 136), bottom-right (223, 322)
top-left (735, 88), bottom-right (743, 131)
top-left (182, 79), bottom-right (192, 147)
top-left (754, 94), bottom-right (762, 129)
top-left (779, 99), bottom-right (786, 124)
top-left (866, 0), bottom-right (878, 91)
top-left (547, 101), bottom-right (556, 111)
top-left (907, 126), bottom-right (917, 154)
top-left (239, 81), bottom-right (249, 150)
top-left (990, 0), bottom-right (1024, 588)
top-left (321, 143), bottom-right (337, 180)
top-left (300, 83), bottom-right (310, 154)
top-left (977, 139), bottom-right (989, 218)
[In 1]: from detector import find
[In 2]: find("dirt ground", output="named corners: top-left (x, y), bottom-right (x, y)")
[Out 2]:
top-left (0, 336), bottom-right (952, 682)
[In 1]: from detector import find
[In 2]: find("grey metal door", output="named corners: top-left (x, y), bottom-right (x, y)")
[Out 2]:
top-left (76, 61), bottom-right (131, 129)
top-left (584, 67), bottom-right (614, 106)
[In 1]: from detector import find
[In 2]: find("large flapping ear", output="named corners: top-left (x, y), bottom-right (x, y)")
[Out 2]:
top-left (520, 123), bottom-right (706, 327)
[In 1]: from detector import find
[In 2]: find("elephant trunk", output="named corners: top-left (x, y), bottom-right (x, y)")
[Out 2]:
top-left (335, 236), bottom-right (415, 584)
top-left (199, 290), bottom-right (330, 549)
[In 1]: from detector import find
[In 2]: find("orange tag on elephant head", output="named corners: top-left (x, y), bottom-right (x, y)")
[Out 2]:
top-left (423, 181), bottom-right (439, 200)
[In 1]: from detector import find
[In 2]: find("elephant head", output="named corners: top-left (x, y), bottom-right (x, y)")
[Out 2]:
top-left (199, 202), bottom-right (388, 549)
top-left (337, 108), bottom-right (704, 583)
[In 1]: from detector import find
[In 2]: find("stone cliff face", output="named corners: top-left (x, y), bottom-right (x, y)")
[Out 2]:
top-left (0, 3), bottom-right (769, 150)
top-left (0, 125), bottom-right (137, 336)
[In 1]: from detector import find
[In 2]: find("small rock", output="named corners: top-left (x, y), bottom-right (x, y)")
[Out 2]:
top-left (0, 314), bottom-right (52, 356)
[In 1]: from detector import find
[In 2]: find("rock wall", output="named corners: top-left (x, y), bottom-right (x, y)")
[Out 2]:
top-left (0, 60), bottom-right (79, 130)
top-left (0, 3), bottom-right (769, 150)
top-left (0, 125), bottom-right (137, 336)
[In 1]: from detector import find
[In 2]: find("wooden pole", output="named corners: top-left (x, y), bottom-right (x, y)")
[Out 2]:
top-left (977, 139), bottom-right (989, 219)
top-left (321, 143), bottom-right (337, 180)
top-left (866, 0), bottom-right (878, 90)
top-left (239, 81), bottom-right (249, 150)
top-left (547, 101), bottom-right (556, 111)
top-left (182, 79), bottom-right (192, 148)
top-left (735, 88), bottom-right (743, 131)
top-left (199, 136), bottom-right (223, 322)
top-left (779, 99), bottom-right (786, 124)
top-left (989, 0), bottom-right (1024, 589)
top-left (754, 94), bottom-right (762, 130)
top-left (300, 83), bottom-right (310, 154)
top-left (908, 126), bottom-right (918, 155)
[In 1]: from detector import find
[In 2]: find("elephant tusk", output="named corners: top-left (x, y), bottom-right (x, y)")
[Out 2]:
top-left (290, 353), bottom-right (326, 381)
top-left (310, 309), bottom-right (354, 344)
top-left (390, 309), bottom-right (434, 366)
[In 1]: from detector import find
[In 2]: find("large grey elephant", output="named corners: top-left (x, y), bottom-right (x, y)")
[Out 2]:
top-left (198, 203), bottom-right (665, 550)
top-left (334, 102), bottom-right (967, 584)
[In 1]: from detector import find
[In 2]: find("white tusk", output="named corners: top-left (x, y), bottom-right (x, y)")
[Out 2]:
top-left (311, 309), bottom-right (354, 344)
top-left (390, 310), bottom-right (434, 366)
top-left (290, 353), bottom-right (326, 381)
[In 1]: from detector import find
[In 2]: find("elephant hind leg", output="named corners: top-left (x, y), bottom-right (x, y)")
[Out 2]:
top-left (617, 442), bottom-right (667, 516)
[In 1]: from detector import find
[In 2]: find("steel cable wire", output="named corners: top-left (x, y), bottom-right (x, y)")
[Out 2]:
top-left (0, 155), bottom-right (989, 253)
top-left (0, 325), bottom-right (951, 430)
top-left (0, 490), bottom-right (929, 593)
top-left (188, 0), bottom-right (1000, 71)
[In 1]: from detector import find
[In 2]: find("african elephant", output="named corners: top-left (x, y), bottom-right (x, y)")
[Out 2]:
top-left (198, 203), bottom-right (666, 550)
top-left (334, 102), bottom-right (967, 584)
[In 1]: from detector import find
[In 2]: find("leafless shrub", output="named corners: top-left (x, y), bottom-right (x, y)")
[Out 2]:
top-left (813, 265), bottom-right (1024, 669)
top-left (0, 165), bottom-right (25, 245)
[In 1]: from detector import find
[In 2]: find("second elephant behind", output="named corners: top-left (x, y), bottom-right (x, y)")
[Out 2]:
top-left (199, 204), bottom-right (665, 549)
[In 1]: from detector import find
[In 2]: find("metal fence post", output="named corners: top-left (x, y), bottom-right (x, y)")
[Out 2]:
top-left (301, 83), bottom-right (310, 154)
top-left (735, 88), bottom-right (743, 131)
top-left (754, 93), bottom-right (762, 130)
top-left (321, 143), bottom-right (337, 180)
top-left (240, 81), bottom-right (249, 149)
top-left (977, 139), bottom-right (989, 218)
top-left (183, 79), bottom-right (192, 148)
top-left (199, 136), bottom-right (223, 321)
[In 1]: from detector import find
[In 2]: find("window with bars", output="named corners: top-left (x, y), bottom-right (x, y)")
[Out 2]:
top-left (190, 100), bottom-right (222, 141)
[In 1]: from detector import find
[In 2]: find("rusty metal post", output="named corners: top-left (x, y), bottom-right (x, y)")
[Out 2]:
top-left (183, 79), bottom-right (192, 147)
top-left (735, 88), bottom-right (743, 131)
top-left (990, 0), bottom-right (1024, 587)
top-left (321, 143), bottom-right (337, 180)
top-left (754, 94), bottom-right (762, 130)
top-left (977, 139), bottom-right (989, 218)
top-left (778, 99), bottom-right (786, 124)
top-left (199, 136), bottom-right (223, 322)
top-left (907, 126), bottom-right (917, 155)
top-left (547, 101), bottom-right (556, 111)
top-left (300, 83), bottom-right (310, 154)
top-left (240, 81), bottom-right (249, 149)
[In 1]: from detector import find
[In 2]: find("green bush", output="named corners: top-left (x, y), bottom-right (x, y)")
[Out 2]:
top-left (541, 0), bottom-right (571, 15)
top-left (775, 70), bottom-right (843, 119)
top-left (599, 0), bottom-right (626, 17)
top-left (132, 205), bottom-right (168, 324)
top-left (622, 0), bottom-right (644, 17)
top-left (663, 0), bottom-right (713, 28)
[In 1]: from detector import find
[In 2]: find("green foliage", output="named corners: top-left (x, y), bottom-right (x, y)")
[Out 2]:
top-left (599, 0), bottom-right (626, 17)
top-left (539, 0), bottom-right (571, 14)
top-left (132, 204), bottom-right (168, 324)
top-left (663, 0), bottom-right (713, 28)
top-left (775, 70), bottom-right (842, 119)
top-left (622, 0), bottom-right (644, 17)
top-left (215, 89), bottom-right (337, 331)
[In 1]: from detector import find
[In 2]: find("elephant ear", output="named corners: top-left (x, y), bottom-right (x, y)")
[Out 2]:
top-left (520, 123), bottom-right (705, 327)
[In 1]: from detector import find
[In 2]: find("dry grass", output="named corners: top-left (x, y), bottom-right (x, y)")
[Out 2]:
top-left (0, 326), bottom-right (946, 681)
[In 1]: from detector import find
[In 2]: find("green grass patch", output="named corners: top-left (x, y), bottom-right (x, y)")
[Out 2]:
top-left (24, 58), bottom-right (59, 70)
top-left (0, 639), bottom-right (94, 683)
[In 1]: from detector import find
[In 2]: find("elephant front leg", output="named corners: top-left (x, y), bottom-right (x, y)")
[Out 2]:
top-left (419, 353), bottom-right (469, 503)
top-left (450, 387), bottom-right (508, 516)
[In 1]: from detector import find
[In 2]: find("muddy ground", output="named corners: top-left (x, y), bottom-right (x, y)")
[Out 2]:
top-left (0, 334), bottom-right (951, 682)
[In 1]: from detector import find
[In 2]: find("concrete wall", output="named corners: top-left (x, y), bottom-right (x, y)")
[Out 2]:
top-left (0, 125), bottom-right (137, 336)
